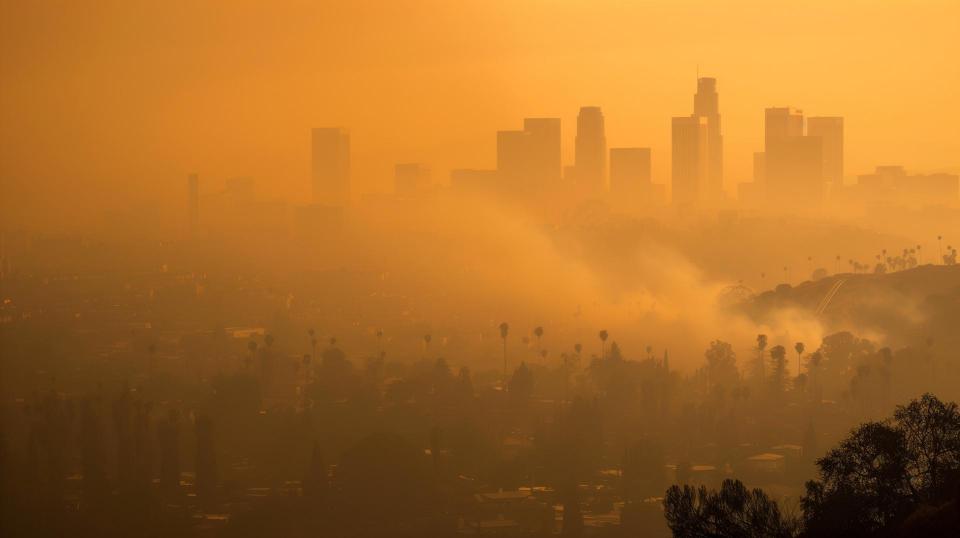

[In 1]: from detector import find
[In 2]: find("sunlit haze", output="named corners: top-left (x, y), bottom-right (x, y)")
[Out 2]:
top-left (2, 2), bottom-right (959, 537)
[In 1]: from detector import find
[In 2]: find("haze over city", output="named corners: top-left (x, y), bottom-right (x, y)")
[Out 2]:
top-left (1, 2), bottom-right (959, 537)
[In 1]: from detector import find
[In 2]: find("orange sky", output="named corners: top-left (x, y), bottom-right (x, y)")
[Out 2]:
top-left (2, 0), bottom-right (959, 220)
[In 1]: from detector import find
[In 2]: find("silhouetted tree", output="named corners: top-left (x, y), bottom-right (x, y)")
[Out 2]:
top-left (794, 342), bottom-right (805, 379)
top-left (769, 345), bottom-right (788, 394)
top-left (509, 362), bottom-right (534, 405)
top-left (598, 330), bottom-right (609, 360)
top-left (664, 479), bottom-right (798, 537)
top-left (801, 393), bottom-right (960, 537)
top-left (704, 340), bottom-right (738, 391)
top-left (755, 334), bottom-right (768, 383)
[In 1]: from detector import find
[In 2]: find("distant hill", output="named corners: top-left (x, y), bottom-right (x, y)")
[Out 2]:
top-left (738, 264), bottom-right (960, 347)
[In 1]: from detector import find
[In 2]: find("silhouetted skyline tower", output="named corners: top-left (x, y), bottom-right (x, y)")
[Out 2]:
top-left (311, 127), bottom-right (350, 206)
top-left (764, 108), bottom-right (824, 205)
top-left (188, 173), bottom-right (199, 236)
top-left (693, 77), bottom-right (724, 200)
top-left (523, 117), bottom-right (562, 186)
top-left (496, 129), bottom-right (529, 190)
top-left (807, 116), bottom-right (844, 187)
top-left (764, 107), bottom-right (804, 152)
top-left (394, 163), bottom-right (431, 196)
top-left (574, 106), bottom-right (607, 193)
top-left (671, 116), bottom-right (709, 206)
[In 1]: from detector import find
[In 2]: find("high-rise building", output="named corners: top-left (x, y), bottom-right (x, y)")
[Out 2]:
top-left (764, 108), bottom-right (804, 151)
top-left (807, 116), bottom-right (844, 187)
top-left (496, 129), bottom-right (529, 187)
top-left (693, 77), bottom-right (724, 200)
top-left (671, 116), bottom-right (709, 206)
top-left (187, 173), bottom-right (199, 236)
top-left (574, 106), bottom-right (607, 193)
top-left (394, 163), bottom-right (432, 196)
top-left (609, 147), bottom-right (652, 203)
top-left (311, 127), bottom-right (350, 206)
top-left (523, 118), bottom-right (562, 186)
top-left (764, 108), bottom-right (825, 205)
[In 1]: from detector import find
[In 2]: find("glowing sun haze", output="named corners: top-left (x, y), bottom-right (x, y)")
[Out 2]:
top-left (1, 0), bottom-right (958, 222)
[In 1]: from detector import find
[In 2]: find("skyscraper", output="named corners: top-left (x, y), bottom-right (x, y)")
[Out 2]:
top-left (807, 116), bottom-right (844, 188)
top-left (764, 108), bottom-right (824, 205)
top-left (522, 118), bottom-right (562, 186)
top-left (609, 147), bottom-right (652, 203)
top-left (574, 106), bottom-right (607, 193)
top-left (496, 129), bottom-right (529, 190)
top-left (187, 173), bottom-right (199, 236)
top-left (764, 108), bottom-right (804, 151)
top-left (311, 127), bottom-right (350, 206)
top-left (693, 77), bottom-right (724, 200)
top-left (671, 116), bottom-right (709, 206)
top-left (394, 163), bottom-right (432, 196)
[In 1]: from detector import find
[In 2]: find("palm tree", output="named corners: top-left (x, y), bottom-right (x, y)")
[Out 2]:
top-left (308, 328), bottom-right (317, 362)
top-left (756, 334), bottom-right (767, 381)
top-left (794, 342), bottom-right (805, 377)
top-left (598, 330), bottom-right (609, 360)
top-left (376, 328), bottom-right (383, 356)
top-left (937, 235), bottom-right (943, 263)
top-left (499, 322), bottom-right (509, 386)
top-left (533, 326), bottom-right (544, 349)
top-left (423, 334), bottom-right (432, 357)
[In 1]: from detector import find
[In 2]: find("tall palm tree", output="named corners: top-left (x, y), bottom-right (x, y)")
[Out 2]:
top-left (376, 328), bottom-right (383, 356)
top-left (794, 342), bottom-right (805, 377)
top-left (533, 326), bottom-right (544, 349)
top-left (598, 330), bottom-right (609, 360)
top-left (308, 328), bottom-right (317, 362)
top-left (499, 322), bottom-right (509, 386)
top-left (756, 334), bottom-right (767, 381)
top-left (423, 334), bottom-right (432, 357)
top-left (937, 235), bottom-right (943, 263)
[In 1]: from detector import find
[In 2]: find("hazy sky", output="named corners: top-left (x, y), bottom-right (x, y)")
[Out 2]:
top-left (2, 0), bottom-right (958, 219)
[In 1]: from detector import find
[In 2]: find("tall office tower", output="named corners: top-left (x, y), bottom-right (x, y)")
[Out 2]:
top-left (496, 129), bottom-right (529, 191)
top-left (522, 118), bottom-right (562, 186)
top-left (764, 107), bottom-right (804, 151)
top-left (187, 173), bottom-right (199, 236)
top-left (574, 106), bottom-right (607, 193)
top-left (394, 163), bottom-right (431, 196)
top-left (764, 107), bottom-right (825, 205)
top-left (807, 117), bottom-right (844, 187)
top-left (311, 127), bottom-right (350, 206)
top-left (671, 116), bottom-right (710, 206)
top-left (609, 148), bottom-right (652, 202)
top-left (693, 77), bottom-right (724, 200)
top-left (753, 152), bottom-right (766, 183)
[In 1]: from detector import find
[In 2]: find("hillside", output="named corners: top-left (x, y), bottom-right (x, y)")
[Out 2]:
top-left (739, 264), bottom-right (960, 347)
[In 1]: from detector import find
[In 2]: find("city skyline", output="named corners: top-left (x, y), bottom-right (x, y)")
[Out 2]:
top-left (3, 1), bottom-right (958, 221)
